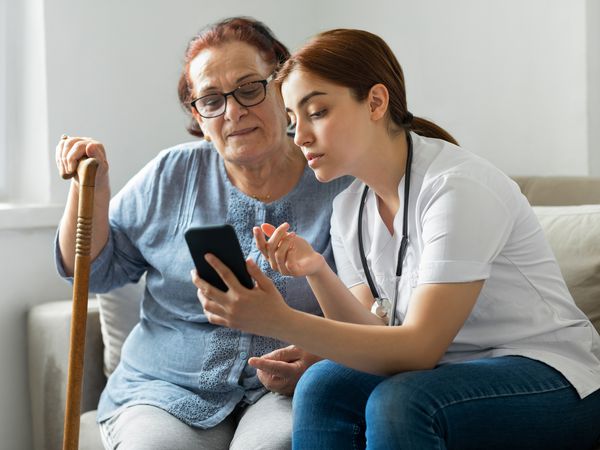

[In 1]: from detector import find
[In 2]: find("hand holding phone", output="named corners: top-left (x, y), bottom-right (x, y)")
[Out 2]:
top-left (185, 224), bottom-right (254, 291)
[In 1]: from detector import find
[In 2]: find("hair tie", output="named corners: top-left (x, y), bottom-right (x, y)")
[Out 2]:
top-left (403, 112), bottom-right (414, 127)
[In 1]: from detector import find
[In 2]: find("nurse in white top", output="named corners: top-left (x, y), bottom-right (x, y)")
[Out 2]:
top-left (192, 28), bottom-right (600, 449)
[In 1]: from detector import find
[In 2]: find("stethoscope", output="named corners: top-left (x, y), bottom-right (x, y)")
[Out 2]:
top-left (358, 132), bottom-right (413, 326)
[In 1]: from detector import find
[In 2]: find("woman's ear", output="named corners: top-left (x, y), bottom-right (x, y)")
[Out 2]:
top-left (368, 83), bottom-right (389, 121)
top-left (191, 107), bottom-right (202, 125)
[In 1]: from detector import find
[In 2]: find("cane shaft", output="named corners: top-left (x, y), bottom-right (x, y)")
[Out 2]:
top-left (62, 158), bottom-right (99, 450)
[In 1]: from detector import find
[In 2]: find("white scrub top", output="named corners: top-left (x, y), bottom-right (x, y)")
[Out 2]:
top-left (331, 132), bottom-right (600, 398)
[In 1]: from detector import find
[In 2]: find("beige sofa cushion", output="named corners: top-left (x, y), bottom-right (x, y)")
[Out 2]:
top-left (96, 276), bottom-right (145, 377)
top-left (513, 176), bottom-right (600, 206)
top-left (533, 205), bottom-right (600, 334)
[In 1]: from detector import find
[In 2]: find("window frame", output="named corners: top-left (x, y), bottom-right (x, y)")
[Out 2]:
top-left (0, 0), bottom-right (7, 200)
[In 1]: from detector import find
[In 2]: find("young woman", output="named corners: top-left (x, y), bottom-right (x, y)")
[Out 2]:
top-left (192, 29), bottom-right (600, 449)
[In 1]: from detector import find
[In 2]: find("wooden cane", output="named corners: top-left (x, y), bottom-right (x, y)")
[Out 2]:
top-left (62, 157), bottom-right (99, 450)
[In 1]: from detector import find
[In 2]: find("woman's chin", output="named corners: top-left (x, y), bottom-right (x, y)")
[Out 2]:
top-left (313, 169), bottom-right (339, 184)
top-left (224, 145), bottom-right (269, 164)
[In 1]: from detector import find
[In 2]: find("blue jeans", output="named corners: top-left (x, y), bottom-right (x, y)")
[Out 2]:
top-left (292, 356), bottom-right (600, 450)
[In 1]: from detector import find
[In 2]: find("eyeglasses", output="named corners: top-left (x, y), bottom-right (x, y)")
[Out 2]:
top-left (190, 73), bottom-right (276, 119)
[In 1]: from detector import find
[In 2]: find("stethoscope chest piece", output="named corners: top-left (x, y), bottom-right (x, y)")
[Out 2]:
top-left (373, 297), bottom-right (392, 320)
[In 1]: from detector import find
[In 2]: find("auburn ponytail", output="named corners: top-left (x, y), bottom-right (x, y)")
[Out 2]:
top-left (409, 117), bottom-right (458, 146)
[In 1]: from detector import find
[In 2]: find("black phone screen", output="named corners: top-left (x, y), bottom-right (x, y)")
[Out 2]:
top-left (184, 224), bottom-right (254, 291)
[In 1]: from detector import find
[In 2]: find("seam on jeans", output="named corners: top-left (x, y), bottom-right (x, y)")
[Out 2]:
top-left (428, 414), bottom-right (444, 450)
top-left (429, 383), bottom-right (572, 418)
top-left (352, 424), bottom-right (362, 450)
top-left (99, 420), bottom-right (114, 450)
top-left (100, 406), bottom-right (130, 450)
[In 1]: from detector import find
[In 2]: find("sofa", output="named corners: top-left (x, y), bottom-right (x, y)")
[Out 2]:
top-left (28, 176), bottom-right (600, 450)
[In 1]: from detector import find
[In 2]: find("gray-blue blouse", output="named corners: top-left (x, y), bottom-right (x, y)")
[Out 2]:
top-left (55, 141), bottom-right (351, 428)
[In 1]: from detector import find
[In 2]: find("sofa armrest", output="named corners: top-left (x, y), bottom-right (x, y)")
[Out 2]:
top-left (28, 299), bottom-right (106, 450)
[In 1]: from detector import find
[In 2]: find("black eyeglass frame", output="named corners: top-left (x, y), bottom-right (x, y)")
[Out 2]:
top-left (190, 73), bottom-right (276, 119)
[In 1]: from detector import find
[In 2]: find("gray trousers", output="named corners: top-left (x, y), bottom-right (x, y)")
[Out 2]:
top-left (98, 392), bottom-right (292, 450)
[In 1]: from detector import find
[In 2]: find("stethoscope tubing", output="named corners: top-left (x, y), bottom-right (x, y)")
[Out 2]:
top-left (357, 132), bottom-right (413, 326)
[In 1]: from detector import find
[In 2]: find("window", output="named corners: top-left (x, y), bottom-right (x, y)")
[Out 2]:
top-left (0, 0), bottom-right (7, 200)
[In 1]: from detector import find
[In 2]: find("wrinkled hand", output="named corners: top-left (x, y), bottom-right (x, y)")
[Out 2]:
top-left (254, 223), bottom-right (325, 277)
top-left (55, 135), bottom-right (110, 188)
top-left (191, 255), bottom-right (291, 337)
top-left (248, 345), bottom-right (322, 396)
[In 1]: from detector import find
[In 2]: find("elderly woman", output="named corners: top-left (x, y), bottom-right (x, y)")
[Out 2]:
top-left (54, 17), bottom-right (350, 450)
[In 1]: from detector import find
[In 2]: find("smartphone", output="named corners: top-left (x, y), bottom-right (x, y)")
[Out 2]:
top-left (184, 224), bottom-right (254, 291)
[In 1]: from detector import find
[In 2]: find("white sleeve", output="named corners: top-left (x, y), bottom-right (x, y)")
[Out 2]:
top-left (330, 208), bottom-right (364, 288)
top-left (417, 174), bottom-right (514, 284)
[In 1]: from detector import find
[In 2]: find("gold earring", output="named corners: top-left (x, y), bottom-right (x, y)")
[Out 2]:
top-left (204, 135), bottom-right (211, 142)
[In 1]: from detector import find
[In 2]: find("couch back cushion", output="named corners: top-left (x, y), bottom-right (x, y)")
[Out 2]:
top-left (532, 205), bottom-right (600, 334)
top-left (96, 276), bottom-right (145, 377)
top-left (512, 176), bottom-right (600, 206)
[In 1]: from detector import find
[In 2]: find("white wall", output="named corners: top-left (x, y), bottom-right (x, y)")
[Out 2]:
top-left (588, 0), bottom-right (600, 176)
top-left (0, 1), bottom-right (595, 448)
top-left (315, 0), bottom-right (590, 176)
